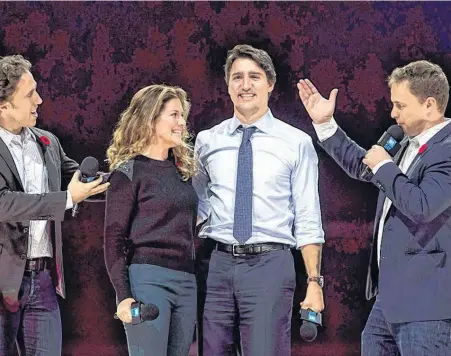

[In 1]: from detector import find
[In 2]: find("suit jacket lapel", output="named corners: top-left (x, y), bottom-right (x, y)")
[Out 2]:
top-left (29, 129), bottom-right (65, 297)
top-left (0, 136), bottom-right (25, 191)
top-left (394, 137), bottom-right (409, 165)
top-left (406, 121), bottom-right (451, 177)
top-left (373, 137), bottom-right (409, 237)
top-left (30, 129), bottom-right (59, 192)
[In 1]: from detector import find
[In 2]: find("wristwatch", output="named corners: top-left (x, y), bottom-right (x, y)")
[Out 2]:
top-left (307, 276), bottom-right (324, 288)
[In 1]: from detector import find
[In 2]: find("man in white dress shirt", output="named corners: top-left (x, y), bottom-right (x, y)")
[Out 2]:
top-left (193, 44), bottom-right (325, 356)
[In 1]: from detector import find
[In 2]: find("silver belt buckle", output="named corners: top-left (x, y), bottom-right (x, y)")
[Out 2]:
top-left (232, 244), bottom-right (245, 257)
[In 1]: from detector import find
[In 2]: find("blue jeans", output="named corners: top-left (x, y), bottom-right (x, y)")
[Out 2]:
top-left (362, 297), bottom-right (451, 355)
top-left (0, 269), bottom-right (62, 356)
top-left (124, 264), bottom-right (197, 356)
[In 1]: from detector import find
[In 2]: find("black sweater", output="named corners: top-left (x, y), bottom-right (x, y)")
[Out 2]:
top-left (104, 155), bottom-right (198, 302)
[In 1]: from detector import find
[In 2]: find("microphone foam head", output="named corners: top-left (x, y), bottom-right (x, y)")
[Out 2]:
top-left (80, 156), bottom-right (99, 177)
top-left (141, 304), bottom-right (160, 321)
top-left (387, 124), bottom-right (405, 141)
top-left (300, 322), bottom-right (318, 342)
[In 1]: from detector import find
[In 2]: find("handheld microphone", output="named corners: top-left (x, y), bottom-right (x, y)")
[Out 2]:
top-left (72, 156), bottom-right (99, 218)
top-left (114, 301), bottom-right (160, 325)
top-left (360, 124), bottom-right (405, 180)
top-left (299, 308), bottom-right (322, 342)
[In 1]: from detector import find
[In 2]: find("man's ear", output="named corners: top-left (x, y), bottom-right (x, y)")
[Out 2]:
top-left (424, 97), bottom-right (439, 117)
top-left (425, 97), bottom-right (437, 110)
top-left (268, 80), bottom-right (275, 93)
top-left (0, 101), bottom-right (8, 117)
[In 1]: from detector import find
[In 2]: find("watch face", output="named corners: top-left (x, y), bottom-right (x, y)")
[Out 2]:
top-left (308, 276), bottom-right (324, 287)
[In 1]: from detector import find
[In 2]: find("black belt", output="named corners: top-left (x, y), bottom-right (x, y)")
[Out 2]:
top-left (24, 257), bottom-right (52, 272)
top-left (214, 240), bottom-right (290, 256)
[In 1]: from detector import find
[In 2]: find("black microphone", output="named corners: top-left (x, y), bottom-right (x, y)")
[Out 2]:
top-left (72, 156), bottom-right (99, 218)
top-left (114, 301), bottom-right (160, 325)
top-left (299, 308), bottom-right (322, 342)
top-left (360, 124), bottom-right (405, 180)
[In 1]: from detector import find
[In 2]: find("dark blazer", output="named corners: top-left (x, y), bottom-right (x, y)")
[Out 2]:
top-left (319, 122), bottom-right (451, 323)
top-left (0, 127), bottom-right (78, 309)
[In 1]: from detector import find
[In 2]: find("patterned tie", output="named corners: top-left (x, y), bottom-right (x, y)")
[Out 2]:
top-left (233, 126), bottom-right (257, 244)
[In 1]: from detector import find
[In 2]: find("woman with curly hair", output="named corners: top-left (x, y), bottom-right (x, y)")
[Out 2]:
top-left (103, 84), bottom-right (198, 356)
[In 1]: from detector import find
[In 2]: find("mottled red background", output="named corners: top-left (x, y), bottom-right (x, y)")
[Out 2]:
top-left (1, 1), bottom-right (451, 355)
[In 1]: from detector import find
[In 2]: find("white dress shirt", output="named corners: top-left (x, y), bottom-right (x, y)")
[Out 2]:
top-left (313, 117), bottom-right (450, 264)
top-left (0, 127), bottom-right (74, 258)
top-left (193, 109), bottom-right (325, 248)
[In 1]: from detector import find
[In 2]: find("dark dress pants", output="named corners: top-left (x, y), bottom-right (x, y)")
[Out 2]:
top-left (203, 248), bottom-right (296, 356)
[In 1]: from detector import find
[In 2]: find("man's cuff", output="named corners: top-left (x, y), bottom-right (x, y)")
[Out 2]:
top-left (312, 117), bottom-right (338, 142)
top-left (65, 191), bottom-right (73, 210)
top-left (372, 159), bottom-right (392, 174)
top-left (296, 238), bottom-right (325, 250)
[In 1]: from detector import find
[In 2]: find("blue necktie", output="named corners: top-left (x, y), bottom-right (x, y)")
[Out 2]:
top-left (233, 126), bottom-right (256, 244)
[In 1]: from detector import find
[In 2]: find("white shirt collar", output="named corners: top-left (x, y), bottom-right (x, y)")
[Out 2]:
top-left (0, 126), bottom-right (35, 146)
top-left (409, 118), bottom-right (450, 148)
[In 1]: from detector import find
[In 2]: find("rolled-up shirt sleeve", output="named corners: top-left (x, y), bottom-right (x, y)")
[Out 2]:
top-left (292, 136), bottom-right (325, 248)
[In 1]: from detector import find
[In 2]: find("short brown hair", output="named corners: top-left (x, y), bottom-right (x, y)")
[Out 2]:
top-left (0, 55), bottom-right (32, 104)
top-left (224, 44), bottom-right (276, 85)
top-left (388, 60), bottom-right (449, 113)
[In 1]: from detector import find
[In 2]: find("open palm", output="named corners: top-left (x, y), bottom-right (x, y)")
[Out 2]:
top-left (297, 79), bottom-right (338, 124)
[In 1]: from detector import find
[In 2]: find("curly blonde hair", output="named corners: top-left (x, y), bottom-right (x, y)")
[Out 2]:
top-left (106, 84), bottom-right (197, 180)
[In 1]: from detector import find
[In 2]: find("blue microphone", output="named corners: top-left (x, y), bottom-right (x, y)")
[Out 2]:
top-left (299, 308), bottom-right (322, 342)
top-left (360, 124), bottom-right (405, 180)
top-left (114, 301), bottom-right (160, 325)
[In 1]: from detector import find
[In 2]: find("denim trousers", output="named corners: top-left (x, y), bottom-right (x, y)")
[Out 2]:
top-left (124, 263), bottom-right (197, 356)
top-left (0, 269), bottom-right (62, 356)
top-left (362, 297), bottom-right (451, 355)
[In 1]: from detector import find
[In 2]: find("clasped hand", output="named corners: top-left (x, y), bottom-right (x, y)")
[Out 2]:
top-left (362, 145), bottom-right (392, 170)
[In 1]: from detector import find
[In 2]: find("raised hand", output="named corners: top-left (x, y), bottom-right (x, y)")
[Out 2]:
top-left (297, 79), bottom-right (338, 124)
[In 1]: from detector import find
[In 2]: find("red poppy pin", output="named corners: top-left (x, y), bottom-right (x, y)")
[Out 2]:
top-left (176, 161), bottom-right (183, 168)
top-left (418, 143), bottom-right (428, 155)
top-left (39, 135), bottom-right (50, 146)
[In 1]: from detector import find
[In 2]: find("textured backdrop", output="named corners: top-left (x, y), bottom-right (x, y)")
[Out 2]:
top-left (1, 2), bottom-right (451, 355)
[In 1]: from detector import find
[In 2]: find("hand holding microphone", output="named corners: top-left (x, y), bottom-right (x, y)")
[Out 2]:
top-left (299, 308), bottom-right (322, 342)
top-left (68, 156), bottom-right (111, 217)
top-left (114, 298), bottom-right (160, 324)
top-left (361, 125), bottom-right (405, 179)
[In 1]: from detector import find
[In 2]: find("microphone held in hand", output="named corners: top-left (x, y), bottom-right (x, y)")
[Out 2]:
top-left (114, 301), bottom-right (160, 325)
top-left (72, 156), bottom-right (99, 218)
top-left (360, 124), bottom-right (405, 180)
top-left (79, 156), bottom-right (100, 183)
top-left (299, 308), bottom-right (322, 342)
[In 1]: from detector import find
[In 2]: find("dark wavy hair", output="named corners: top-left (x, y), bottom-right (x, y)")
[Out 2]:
top-left (224, 44), bottom-right (276, 85)
top-left (0, 55), bottom-right (32, 104)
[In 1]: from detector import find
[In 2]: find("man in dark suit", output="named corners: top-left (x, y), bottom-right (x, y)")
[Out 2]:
top-left (0, 55), bottom-right (109, 355)
top-left (298, 60), bottom-right (451, 355)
